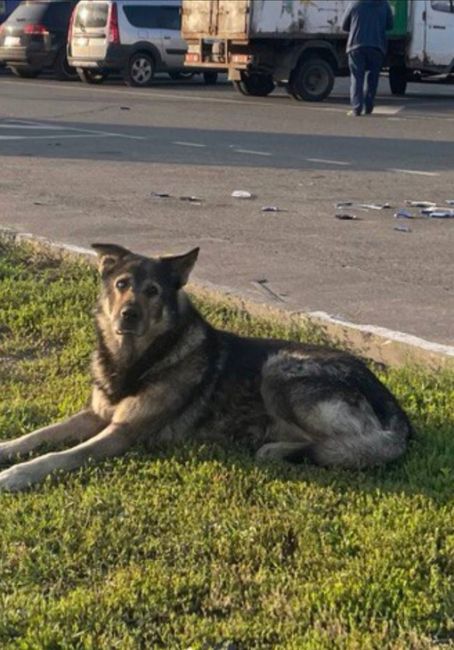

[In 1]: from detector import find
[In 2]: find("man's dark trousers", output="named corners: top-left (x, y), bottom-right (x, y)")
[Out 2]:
top-left (348, 47), bottom-right (384, 114)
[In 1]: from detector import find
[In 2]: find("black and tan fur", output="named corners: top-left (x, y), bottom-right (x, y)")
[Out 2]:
top-left (0, 244), bottom-right (412, 491)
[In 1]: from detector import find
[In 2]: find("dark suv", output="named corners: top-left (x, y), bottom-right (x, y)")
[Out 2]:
top-left (0, 0), bottom-right (77, 80)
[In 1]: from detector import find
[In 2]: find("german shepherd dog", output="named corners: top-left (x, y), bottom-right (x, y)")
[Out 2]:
top-left (0, 244), bottom-right (412, 491)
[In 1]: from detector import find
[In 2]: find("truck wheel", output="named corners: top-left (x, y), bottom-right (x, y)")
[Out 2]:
top-left (233, 72), bottom-right (275, 97)
top-left (124, 52), bottom-right (155, 87)
top-left (389, 67), bottom-right (407, 96)
top-left (77, 68), bottom-right (107, 84)
top-left (203, 71), bottom-right (218, 85)
top-left (289, 58), bottom-right (334, 102)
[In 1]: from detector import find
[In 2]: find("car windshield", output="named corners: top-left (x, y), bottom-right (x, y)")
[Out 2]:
top-left (75, 3), bottom-right (109, 29)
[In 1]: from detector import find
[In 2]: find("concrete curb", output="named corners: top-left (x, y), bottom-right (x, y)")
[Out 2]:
top-left (1, 227), bottom-right (453, 370)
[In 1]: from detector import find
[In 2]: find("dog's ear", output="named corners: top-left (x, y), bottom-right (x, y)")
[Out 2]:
top-left (91, 243), bottom-right (131, 274)
top-left (161, 247), bottom-right (199, 289)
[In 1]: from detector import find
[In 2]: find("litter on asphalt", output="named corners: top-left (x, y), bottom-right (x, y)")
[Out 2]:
top-left (394, 209), bottom-right (414, 219)
top-left (151, 192), bottom-right (171, 198)
top-left (262, 206), bottom-right (284, 212)
top-left (335, 213), bottom-right (360, 220)
top-left (180, 196), bottom-right (203, 203)
top-left (232, 190), bottom-right (254, 199)
top-left (425, 210), bottom-right (454, 219)
top-left (405, 200), bottom-right (436, 208)
top-left (359, 203), bottom-right (392, 210)
top-left (394, 224), bottom-right (412, 233)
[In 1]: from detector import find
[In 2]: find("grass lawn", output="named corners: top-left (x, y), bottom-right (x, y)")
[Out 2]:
top-left (0, 241), bottom-right (453, 649)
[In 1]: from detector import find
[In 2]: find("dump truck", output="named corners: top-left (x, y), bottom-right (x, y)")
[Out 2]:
top-left (182, 0), bottom-right (454, 100)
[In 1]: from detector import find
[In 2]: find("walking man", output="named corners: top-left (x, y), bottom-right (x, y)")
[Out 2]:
top-left (342, 0), bottom-right (394, 116)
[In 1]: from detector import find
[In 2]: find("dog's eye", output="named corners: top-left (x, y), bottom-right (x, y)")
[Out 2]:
top-left (115, 278), bottom-right (129, 291)
top-left (144, 285), bottom-right (159, 298)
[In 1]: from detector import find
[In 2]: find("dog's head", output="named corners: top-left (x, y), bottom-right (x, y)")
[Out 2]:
top-left (92, 243), bottom-right (199, 343)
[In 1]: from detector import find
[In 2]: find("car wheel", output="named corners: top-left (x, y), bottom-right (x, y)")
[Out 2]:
top-left (233, 72), bottom-right (275, 97)
top-left (289, 57), bottom-right (335, 102)
top-left (168, 70), bottom-right (194, 81)
top-left (77, 68), bottom-right (107, 85)
top-left (203, 71), bottom-right (218, 85)
top-left (389, 66), bottom-right (407, 96)
top-left (124, 52), bottom-right (155, 87)
top-left (55, 48), bottom-right (78, 81)
top-left (9, 66), bottom-right (40, 79)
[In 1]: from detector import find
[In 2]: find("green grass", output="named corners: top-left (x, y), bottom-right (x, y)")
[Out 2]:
top-left (0, 241), bottom-right (453, 650)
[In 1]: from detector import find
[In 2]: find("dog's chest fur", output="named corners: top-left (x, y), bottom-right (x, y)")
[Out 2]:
top-left (91, 318), bottom-right (275, 449)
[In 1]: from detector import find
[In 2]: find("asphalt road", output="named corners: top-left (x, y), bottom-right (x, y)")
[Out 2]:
top-left (0, 71), bottom-right (453, 351)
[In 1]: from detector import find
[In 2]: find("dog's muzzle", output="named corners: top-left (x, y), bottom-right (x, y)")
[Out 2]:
top-left (116, 304), bottom-right (143, 335)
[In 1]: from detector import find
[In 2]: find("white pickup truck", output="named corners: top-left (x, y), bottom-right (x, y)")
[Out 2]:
top-left (182, 0), bottom-right (454, 100)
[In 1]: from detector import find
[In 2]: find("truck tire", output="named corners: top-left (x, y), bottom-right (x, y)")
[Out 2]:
top-left (124, 52), bottom-right (155, 87)
top-left (233, 72), bottom-right (275, 97)
top-left (389, 66), bottom-right (407, 96)
top-left (289, 57), bottom-right (335, 102)
top-left (77, 68), bottom-right (107, 84)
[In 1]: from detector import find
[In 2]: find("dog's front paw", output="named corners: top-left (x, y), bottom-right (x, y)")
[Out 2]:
top-left (0, 465), bottom-right (32, 492)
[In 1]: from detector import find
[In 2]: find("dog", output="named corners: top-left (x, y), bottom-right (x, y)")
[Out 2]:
top-left (0, 243), bottom-right (412, 491)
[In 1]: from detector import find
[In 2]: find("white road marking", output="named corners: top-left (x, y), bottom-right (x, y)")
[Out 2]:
top-left (0, 134), bottom-right (113, 141)
top-left (173, 141), bottom-right (206, 147)
top-left (233, 148), bottom-right (271, 156)
top-left (371, 105), bottom-right (404, 115)
top-left (306, 158), bottom-right (351, 166)
top-left (0, 118), bottom-right (146, 141)
top-left (390, 168), bottom-right (439, 177)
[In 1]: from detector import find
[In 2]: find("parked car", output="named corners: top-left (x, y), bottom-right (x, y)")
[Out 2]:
top-left (0, 1), bottom-right (21, 25)
top-left (68, 0), bottom-right (218, 86)
top-left (0, 0), bottom-right (77, 80)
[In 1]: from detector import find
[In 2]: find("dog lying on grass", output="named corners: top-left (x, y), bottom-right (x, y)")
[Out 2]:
top-left (0, 244), bottom-right (412, 491)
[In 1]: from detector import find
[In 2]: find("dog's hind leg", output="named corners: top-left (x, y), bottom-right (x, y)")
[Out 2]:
top-left (261, 352), bottom-right (411, 469)
top-left (0, 410), bottom-right (105, 464)
top-left (0, 421), bottom-right (136, 491)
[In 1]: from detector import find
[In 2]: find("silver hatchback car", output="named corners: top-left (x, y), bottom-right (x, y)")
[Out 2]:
top-left (68, 0), bottom-right (218, 86)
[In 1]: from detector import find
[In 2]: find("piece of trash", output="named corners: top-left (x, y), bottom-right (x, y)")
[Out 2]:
top-left (359, 203), bottom-right (386, 210)
top-left (261, 206), bottom-right (283, 212)
top-left (335, 213), bottom-right (360, 220)
top-left (421, 207), bottom-right (454, 216)
top-left (120, 106), bottom-right (130, 111)
top-left (33, 201), bottom-right (45, 206)
top-left (394, 209), bottom-right (414, 219)
top-left (336, 201), bottom-right (353, 208)
top-left (394, 224), bottom-right (412, 233)
top-left (151, 192), bottom-right (170, 198)
top-left (232, 190), bottom-right (253, 199)
top-left (426, 210), bottom-right (454, 219)
top-left (446, 200), bottom-right (454, 205)
top-left (405, 200), bottom-right (436, 208)
top-left (180, 195), bottom-right (202, 203)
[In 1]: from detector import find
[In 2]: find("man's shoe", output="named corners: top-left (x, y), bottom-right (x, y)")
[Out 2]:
top-left (365, 104), bottom-right (374, 115)
top-left (347, 109), bottom-right (362, 116)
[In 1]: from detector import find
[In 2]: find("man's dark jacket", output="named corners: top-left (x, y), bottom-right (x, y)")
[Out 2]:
top-left (341, 0), bottom-right (394, 55)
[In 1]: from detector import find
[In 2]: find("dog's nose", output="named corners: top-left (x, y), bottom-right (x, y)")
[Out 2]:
top-left (121, 305), bottom-right (140, 322)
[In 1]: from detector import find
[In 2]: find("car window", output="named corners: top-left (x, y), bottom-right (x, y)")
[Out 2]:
top-left (75, 3), bottom-right (109, 29)
top-left (6, 1), bottom-right (74, 28)
top-left (431, 0), bottom-right (454, 12)
top-left (123, 5), bottom-right (180, 30)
